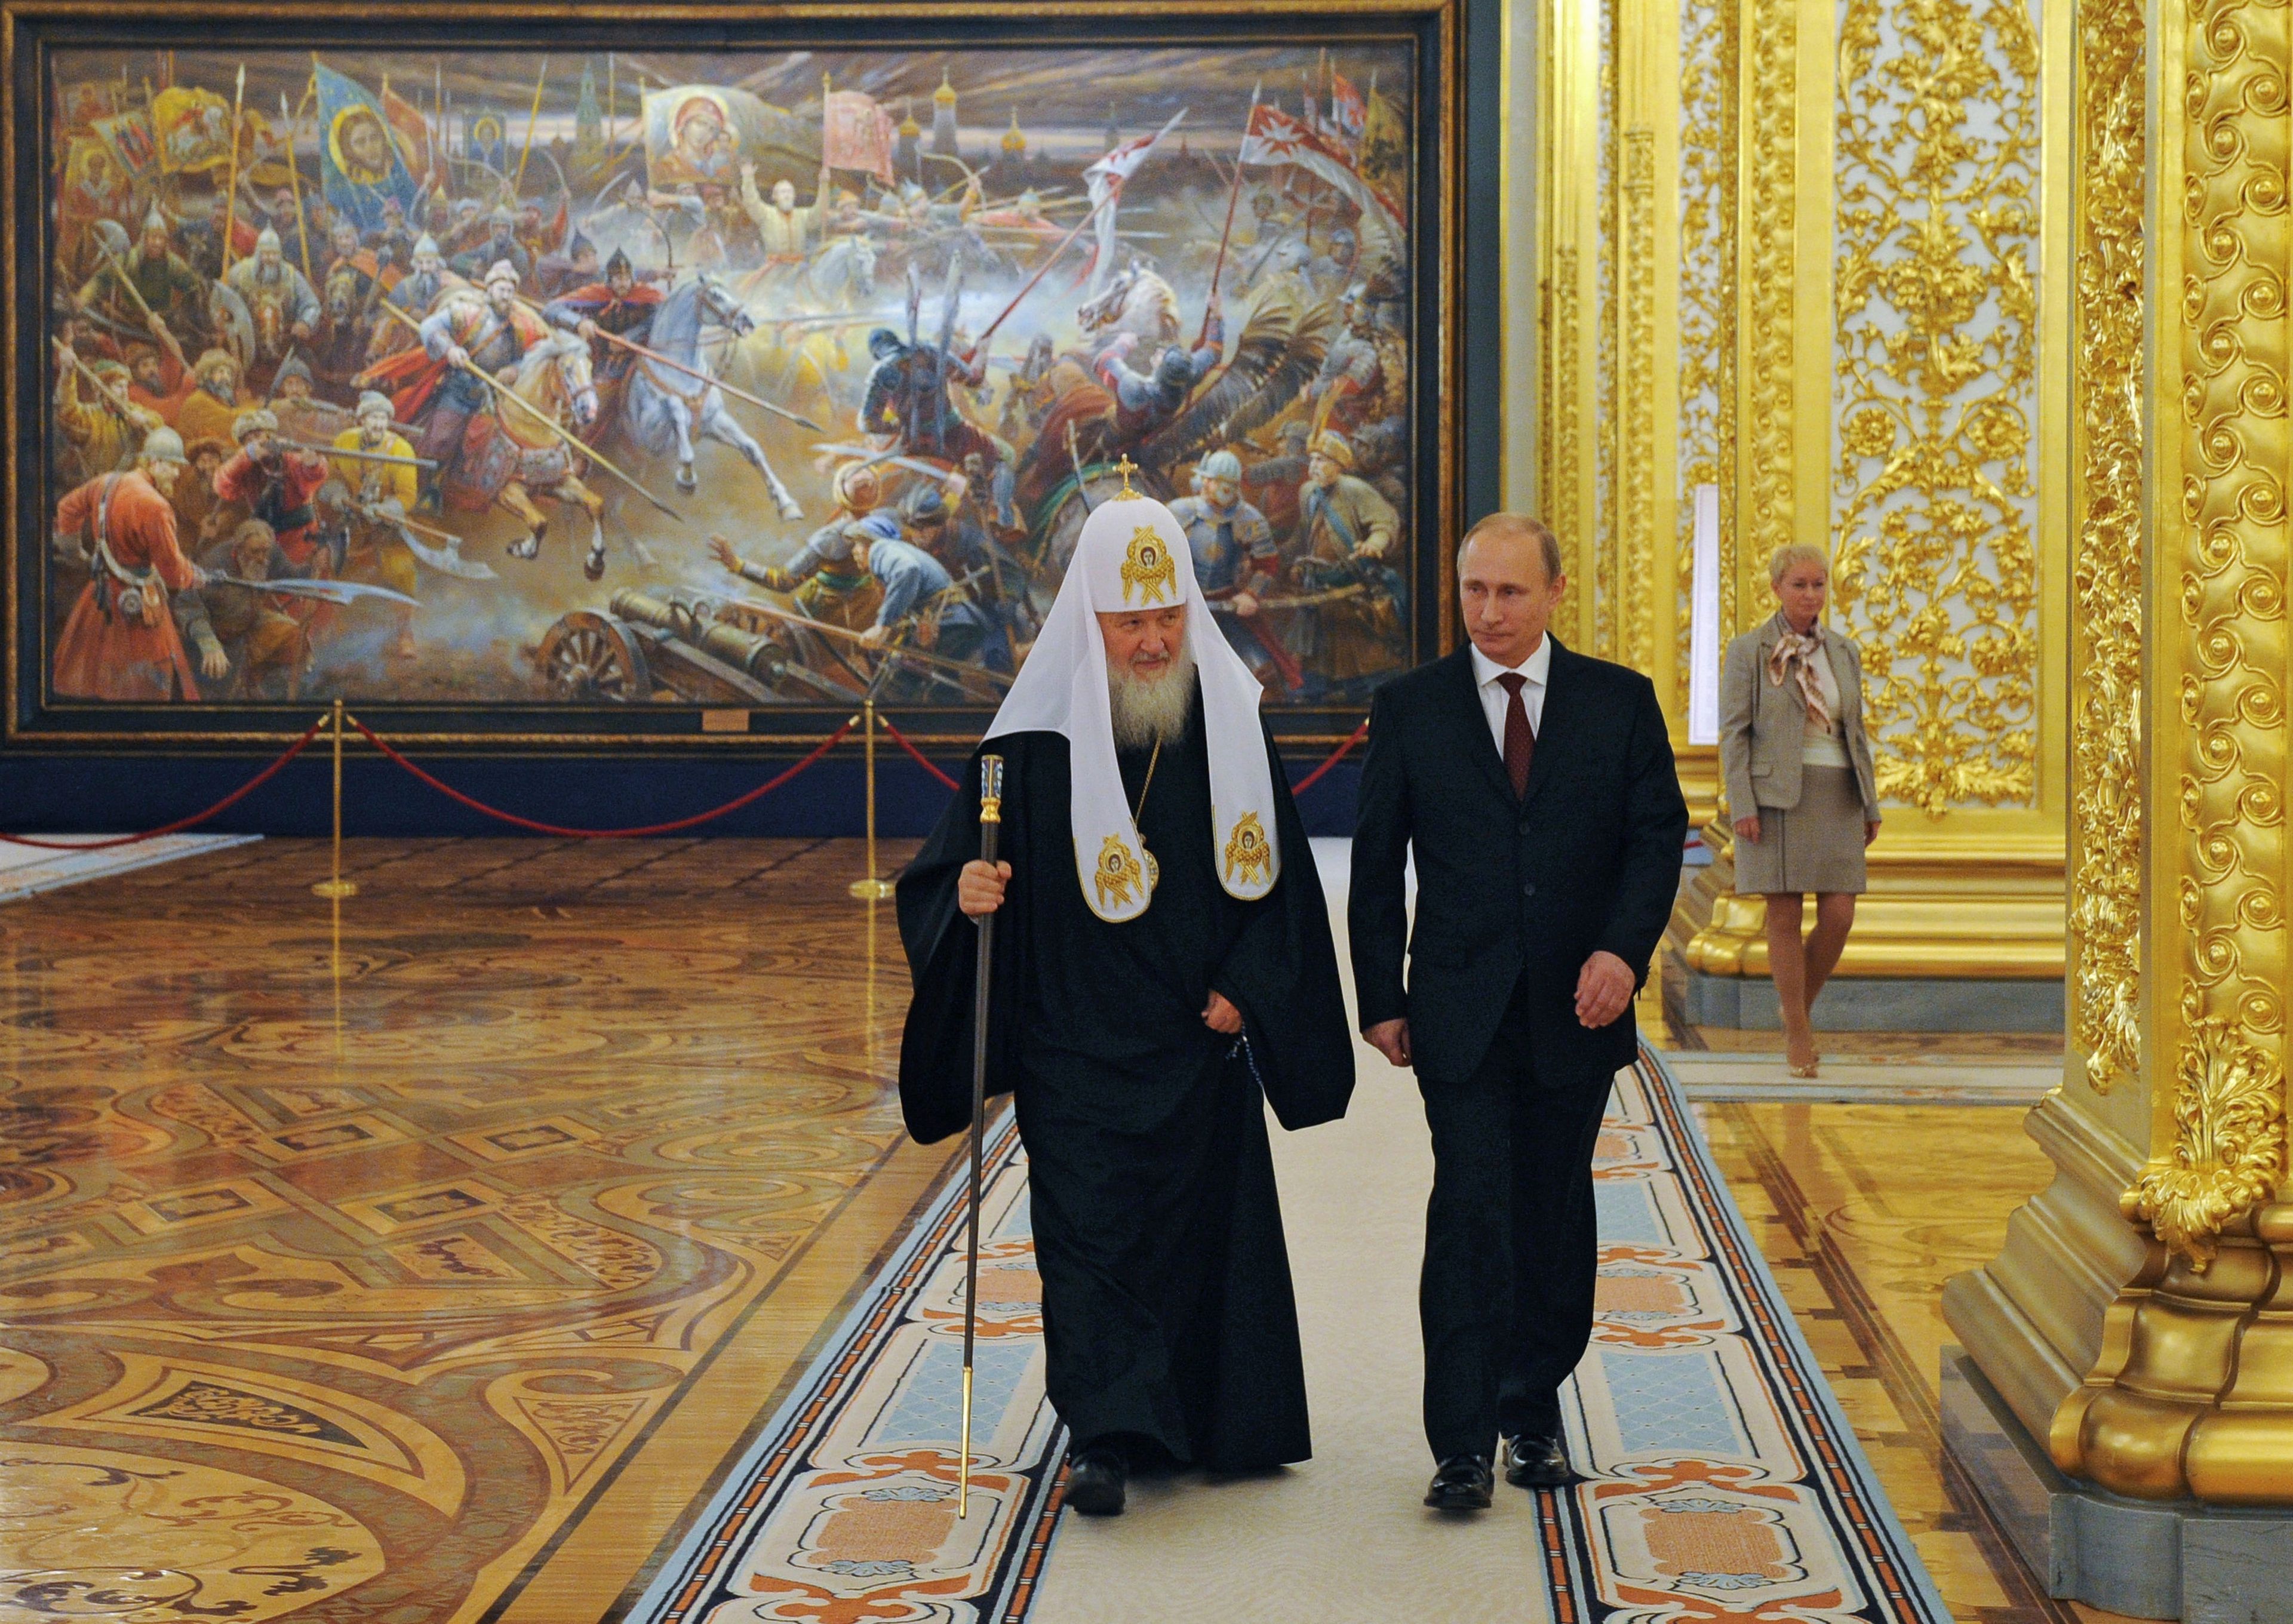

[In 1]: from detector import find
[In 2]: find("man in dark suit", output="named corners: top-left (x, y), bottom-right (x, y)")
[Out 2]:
top-left (1351, 512), bottom-right (1688, 1511)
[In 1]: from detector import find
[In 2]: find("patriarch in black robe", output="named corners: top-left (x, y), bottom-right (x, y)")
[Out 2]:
top-left (897, 490), bottom-right (1353, 1517)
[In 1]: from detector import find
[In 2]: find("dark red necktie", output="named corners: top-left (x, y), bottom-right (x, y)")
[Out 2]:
top-left (1498, 672), bottom-right (1536, 798)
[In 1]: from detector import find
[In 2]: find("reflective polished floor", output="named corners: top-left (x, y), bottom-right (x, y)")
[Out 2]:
top-left (1, 839), bottom-right (2127, 1623)
top-left (0, 836), bottom-right (951, 1624)
top-left (1698, 1099), bottom-right (2139, 1624)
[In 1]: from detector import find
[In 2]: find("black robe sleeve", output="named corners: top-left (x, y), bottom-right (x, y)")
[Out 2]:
top-left (893, 737), bottom-right (1037, 1145)
top-left (1209, 722), bottom-right (1356, 1133)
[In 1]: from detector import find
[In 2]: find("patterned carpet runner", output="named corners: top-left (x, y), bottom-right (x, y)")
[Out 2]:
top-left (628, 1048), bottom-right (1947, 1624)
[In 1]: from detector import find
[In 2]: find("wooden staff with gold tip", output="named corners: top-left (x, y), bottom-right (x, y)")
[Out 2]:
top-left (960, 752), bottom-right (1005, 1518)
top-left (374, 302), bottom-right (687, 524)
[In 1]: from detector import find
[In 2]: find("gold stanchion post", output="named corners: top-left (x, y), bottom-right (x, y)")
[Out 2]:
top-left (850, 700), bottom-right (896, 900)
top-left (312, 699), bottom-right (358, 900)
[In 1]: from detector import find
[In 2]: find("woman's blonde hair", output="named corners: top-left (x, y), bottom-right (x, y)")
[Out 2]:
top-left (1768, 542), bottom-right (1830, 587)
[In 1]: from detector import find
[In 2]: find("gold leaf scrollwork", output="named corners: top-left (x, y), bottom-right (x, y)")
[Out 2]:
top-left (1677, 0), bottom-right (1735, 696)
top-left (2145, 0), bottom-right (2290, 1266)
top-left (2069, 0), bottom-right (2145, 1092)
top-left (1594, 0), bottom-right (1619, 661)
top-left (1741, 0), bottom-right (1797, 613)
top-left (1830, 0), bottom-right (2042, 815)
top-left (2129, 1017), bottom-right (2288, 1270)
top-left (1554, 245), bottom-right (1585, 647)
top-left (1621, 127), bottom-right (1658, 676)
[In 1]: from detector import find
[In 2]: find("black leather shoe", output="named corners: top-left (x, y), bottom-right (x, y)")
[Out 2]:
top-left (1502, 1432), bottom-right (1575, 1488)
top-left (1424, 1453), bottom-right (1494, 1511)
top-left (1065, 1444), bottom-right (1127, 1517)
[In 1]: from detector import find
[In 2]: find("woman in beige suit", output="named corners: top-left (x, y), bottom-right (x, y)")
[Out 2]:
top-left (1718, 543), bottom-right (1882, 1075)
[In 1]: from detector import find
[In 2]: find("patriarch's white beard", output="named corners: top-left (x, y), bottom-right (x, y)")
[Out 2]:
top-left (1108, 647), bottom-right (1197, 752)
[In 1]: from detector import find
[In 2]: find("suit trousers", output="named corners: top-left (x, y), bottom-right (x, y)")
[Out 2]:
top-left (1418, 975), bottom-right (1615, 1461)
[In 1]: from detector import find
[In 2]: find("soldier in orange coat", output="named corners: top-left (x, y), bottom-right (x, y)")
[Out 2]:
top-left (51, 426), bottom-right (211, 700)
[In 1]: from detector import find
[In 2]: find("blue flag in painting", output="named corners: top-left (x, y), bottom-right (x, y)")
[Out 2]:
top-left (313, 63), bottom-right (420, 232)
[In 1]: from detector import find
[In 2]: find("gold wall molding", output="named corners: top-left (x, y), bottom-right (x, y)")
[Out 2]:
top-left (2139, 0), bottom-right (2290, 1273)
top-left (1539, 0), bottom-right (1602, 651)
top-left (1736, 0), bottom-right (1797, 622)
top-left (1593, 0), bottom-right (1620, 661)
top-left (1987, 0), bottom-right (2293, 1509)
top-left (2066, 0), bottom-right (2146, 1094)
top-left (1619, 125), bottom-right (1659, 676)
top-left (1829, 0), bottom-right (2042, 817)
top-left (1676, 0), bottom-right (1735, 702)
top-left (1553, 242), bottom-right (1586, 636)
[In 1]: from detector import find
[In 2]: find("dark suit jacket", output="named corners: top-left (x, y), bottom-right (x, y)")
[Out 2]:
top-left (1349, 639), bottom-right (1690, 1085)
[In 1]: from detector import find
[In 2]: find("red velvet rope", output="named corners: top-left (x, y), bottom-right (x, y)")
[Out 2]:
top-left (877, 713), bottom-right (963, 791)
top-left (349, 716), bottom-right (856, 838)
top-left (0, 718), bottom-right (328, 850)
top-left (1289, 718), bottom-right (1371, 794)
top-left (877, 713), bottom-right (1370, 798)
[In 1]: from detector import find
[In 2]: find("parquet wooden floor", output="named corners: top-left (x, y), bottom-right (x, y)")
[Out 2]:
top-left (0, 836), bottom-right (951, 1624)
top-left (3, 838), bottom-right (2126, 1624)
top-left (1700, 1102), bottom-right (2141, 1624)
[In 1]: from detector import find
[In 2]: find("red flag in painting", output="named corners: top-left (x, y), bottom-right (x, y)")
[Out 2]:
top-left (1330, 74), bottom-right (1366, 142)
top-left (381, 84), bottom-right (438, 186)
top-left (1238, 103), bottom-right (1401, 233)
top-left (823, 90), bottom-right (896, 183)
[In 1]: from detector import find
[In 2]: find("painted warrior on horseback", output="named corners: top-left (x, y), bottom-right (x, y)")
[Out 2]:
top-left (542, 248), bottom-right (664, 442)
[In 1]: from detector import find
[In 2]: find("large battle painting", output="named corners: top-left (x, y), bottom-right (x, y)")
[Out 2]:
top-left (32, 42), bottom-right (1422, 723)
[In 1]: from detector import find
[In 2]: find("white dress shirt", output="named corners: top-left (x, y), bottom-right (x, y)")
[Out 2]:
top-left (1470, 636), bottom-right (1552, 757)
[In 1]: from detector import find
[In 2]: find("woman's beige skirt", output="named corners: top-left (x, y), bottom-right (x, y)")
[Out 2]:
top-left (1735, 765), bottom-right (1868, 894)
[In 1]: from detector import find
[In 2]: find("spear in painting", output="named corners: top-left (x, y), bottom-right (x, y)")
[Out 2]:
top-left (960, 183), bottom-right (1121, 358)
top-left (281, 90), bottom-right (315, 286)
top-left (221, 64), bottom-right (247, 275)
top-left (506, 292), bottom-right (823, 430)
top-left (513, 57), bottom-right (550, 199)
top-left (1199, 81), bottom-right (1260, 347)
top-left (960, 752), bottom-right (1006, 1519)
top-left (372, 302), bottom-right (687, 524)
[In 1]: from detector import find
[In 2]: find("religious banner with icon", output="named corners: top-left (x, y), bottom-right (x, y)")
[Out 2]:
top-left (640, 84), bottom-right (817, 191)
top-left (313, 62), bottom-right (422, 231)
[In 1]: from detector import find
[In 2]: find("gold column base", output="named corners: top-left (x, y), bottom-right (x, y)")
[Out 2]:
top-left (1674, 742), bottom-right (1723, 836)
top-left (1943, 1090), bottom-right (2149, 1442)
top-left (1683, 825), bottom-right (2064, 979)
top-left (2049, 1204), bottom-right (2293, 1505)
top-left (849, 878), bottom-right (897, 901)
top-left (312, 878), bottom-right (359, 899)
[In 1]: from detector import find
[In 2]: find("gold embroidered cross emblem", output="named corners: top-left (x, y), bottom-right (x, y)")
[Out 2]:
top-left (1120, 525), bottom-right (1177, 605)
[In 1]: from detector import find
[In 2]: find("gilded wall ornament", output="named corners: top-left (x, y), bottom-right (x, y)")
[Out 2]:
top-left (2155, 0), bottom-right (2289, 1266)
top-left (1830, 0), bottom-right (2041, 814)
top-left (1553, 244), bottom-right (1587, 648)
top-left (2068, 0), bottom-right (2145, 1093)
top-left (1740, 0), bottom-right (1797, 622)
top-left (1620, 127), bottom-right (1659, 676)
top-left (2129, 1017), bottom-right (2287, 1269)
top-left (1676, 0), bottom-right (1733, 693)
top-left (1594, 0), bottom-right (1620, 661)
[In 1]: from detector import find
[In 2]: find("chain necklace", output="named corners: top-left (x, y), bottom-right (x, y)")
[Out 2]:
top-left (1128, 739), bottom-right (1163, 894)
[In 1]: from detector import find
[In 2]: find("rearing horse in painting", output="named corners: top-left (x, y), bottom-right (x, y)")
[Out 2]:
top-left (444, 327), bottom-right (613, 580)
top-left (621, 273), bottom-right (803, 521)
